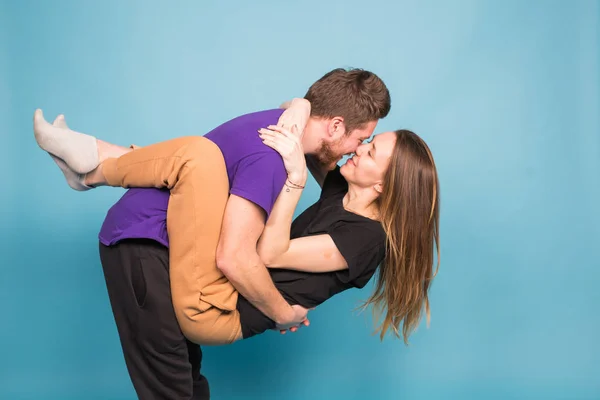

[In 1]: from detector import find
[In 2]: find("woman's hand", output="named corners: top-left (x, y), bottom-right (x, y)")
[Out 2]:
top-left (259, 125), bottom-right (307, 184)
top-left (277, 98), bottom-right (311, 135)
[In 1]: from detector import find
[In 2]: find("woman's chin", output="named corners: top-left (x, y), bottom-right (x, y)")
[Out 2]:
top-left (340, 161), bottom-right (352, 177)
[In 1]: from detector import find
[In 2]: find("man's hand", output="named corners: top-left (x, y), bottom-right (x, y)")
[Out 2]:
top-left (275, 304), bottom-right (311, 334)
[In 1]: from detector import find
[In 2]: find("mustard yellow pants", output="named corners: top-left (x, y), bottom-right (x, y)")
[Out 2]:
top-left (103, 136), bottom-right (242, 345)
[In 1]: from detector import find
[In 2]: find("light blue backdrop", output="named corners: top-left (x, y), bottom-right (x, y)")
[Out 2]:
top-left (1, 1), bottom-right (598, 399)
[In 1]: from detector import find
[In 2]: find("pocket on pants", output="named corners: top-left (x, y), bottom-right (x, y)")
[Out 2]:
top-left (130, 257), bottom-right (148, 308)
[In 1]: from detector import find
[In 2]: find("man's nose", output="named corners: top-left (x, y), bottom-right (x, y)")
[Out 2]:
top-left (355, 144), bottom-right (366, 156)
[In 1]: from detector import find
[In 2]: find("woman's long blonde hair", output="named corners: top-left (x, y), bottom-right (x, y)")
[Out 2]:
top-left (363, 129), bottom-right (441, 344)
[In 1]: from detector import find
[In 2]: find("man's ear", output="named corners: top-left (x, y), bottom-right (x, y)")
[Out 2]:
top-left (327, 117), bottom-right (347, 139)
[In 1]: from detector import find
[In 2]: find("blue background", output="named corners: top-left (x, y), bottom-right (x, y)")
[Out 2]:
top-left (1, 1), bottom-right (598, 399)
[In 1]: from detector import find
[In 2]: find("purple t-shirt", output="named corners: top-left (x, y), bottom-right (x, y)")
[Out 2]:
top-left (98, 109), bottom-right (287, 246)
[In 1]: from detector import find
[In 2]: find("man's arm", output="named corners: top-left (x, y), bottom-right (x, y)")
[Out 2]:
top-left (215, 194), bottom-right (302, 326)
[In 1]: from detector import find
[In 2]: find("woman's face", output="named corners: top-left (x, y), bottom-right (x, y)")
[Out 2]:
top-left (340, 131), bottom-right (397, 192)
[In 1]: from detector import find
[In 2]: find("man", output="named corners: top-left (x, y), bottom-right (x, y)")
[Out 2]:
top-left (98, 68), bottom-right (391, 399)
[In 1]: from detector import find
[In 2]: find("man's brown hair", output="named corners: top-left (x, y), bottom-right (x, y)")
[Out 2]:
top-left (304, 68), bottom-right (391, 133)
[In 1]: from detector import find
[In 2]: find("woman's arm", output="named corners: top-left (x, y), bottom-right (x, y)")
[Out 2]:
top-left (279, 99), bottom-right (328, 187)
top-left (257, 126), bottom-right (350, 274)
top-left (257, 125), bottom-right (307, 264)
top-left (255, 163), bottom-right (349, 273)
top-left (278, 98), bottom-right (310, 133)
top-left (262, 234), bottom-right (349, 273)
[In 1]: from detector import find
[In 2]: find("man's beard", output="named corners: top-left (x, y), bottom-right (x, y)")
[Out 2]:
top-left (315, 139), bottom-right (343, 171)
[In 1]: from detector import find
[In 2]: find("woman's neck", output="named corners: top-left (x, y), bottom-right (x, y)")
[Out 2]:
top-left (343, 184), bottom-right (380, 220)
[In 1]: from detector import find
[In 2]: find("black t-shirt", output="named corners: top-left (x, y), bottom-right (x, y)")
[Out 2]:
top-left (236, 167), bottom-right (387, 339)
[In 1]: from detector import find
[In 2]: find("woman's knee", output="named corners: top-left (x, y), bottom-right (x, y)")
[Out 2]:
top-left (178, 310), bottom-right (241, 346)
top-left (181, 137), bottom-right (223, 164)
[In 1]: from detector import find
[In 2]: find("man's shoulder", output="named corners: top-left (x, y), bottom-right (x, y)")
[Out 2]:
top-left (207, 108), bottom-right (284, 135)
top-left (232, 108), bottom-right (285, 123)
top-left (233, 108), bottom-right (285, 121)
top-left (236, 147), bottom-right (285, 175)
top-left (207, 108), bottom-right (286, 163)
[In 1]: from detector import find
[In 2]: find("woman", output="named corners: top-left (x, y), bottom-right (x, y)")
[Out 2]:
top-left (33, 106), bottom-right (440, 345)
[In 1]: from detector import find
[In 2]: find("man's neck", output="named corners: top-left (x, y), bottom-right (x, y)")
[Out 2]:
top-left (301, 118), bottom-right (327, 155)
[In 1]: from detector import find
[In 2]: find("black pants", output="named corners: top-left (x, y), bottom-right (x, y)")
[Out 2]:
top-left (99, 239), bottom-right (210, 400)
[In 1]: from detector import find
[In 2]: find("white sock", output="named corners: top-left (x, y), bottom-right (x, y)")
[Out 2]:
top-left (33, 109), bottom-right (99, 174)
top-left (49, 115), bottom-right (92, 191)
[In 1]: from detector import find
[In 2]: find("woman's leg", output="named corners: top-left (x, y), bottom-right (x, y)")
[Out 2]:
top-left (104, 138), bottom-right (242, 344)
top-left (34, 110), bottom-right (242, 345)
top-left (42, 115), bottom-right (131, 191)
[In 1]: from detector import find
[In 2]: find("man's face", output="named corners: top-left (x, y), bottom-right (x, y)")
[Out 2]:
top-left (314, 120), bottom-right (378, 170)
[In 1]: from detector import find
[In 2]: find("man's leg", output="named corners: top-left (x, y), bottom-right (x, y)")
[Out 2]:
top-left (99, 238), bottom-right (210, 400)
top-left (187, 340), bottom-right (210, 397)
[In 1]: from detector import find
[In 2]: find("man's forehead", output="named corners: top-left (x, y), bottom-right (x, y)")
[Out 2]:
top-left (358, 132), bottom-right (374, 141)
top-left (351, 130), bottom-right (371, 141)
top-left (357, 121), bottom-right (378, 138)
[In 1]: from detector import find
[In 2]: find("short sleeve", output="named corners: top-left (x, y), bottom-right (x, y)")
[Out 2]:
top-left (328, 222), bottom-right (387, 288)
top-left (230, 152), bottom-right (287, 219)
top-left (320, 166), bottom-right (348, 199)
